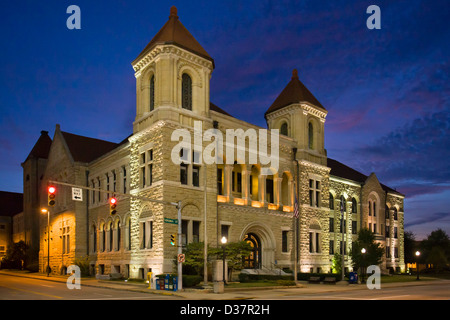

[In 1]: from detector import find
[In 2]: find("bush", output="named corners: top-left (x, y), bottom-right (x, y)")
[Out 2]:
top-left (183, 275), bottom-right (203, 287)
top-left (73, 256), bottom-right (90, 277)
top-left (276, 280), bottom-right (296, 286)
top-left (238, 273), bottom-right (294, 283)
top-left (297, 273), bottom-right (340, 281)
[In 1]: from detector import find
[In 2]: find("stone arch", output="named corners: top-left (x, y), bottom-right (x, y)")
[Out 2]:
top-left (240, 221), bottom-right (276, 270)
top-left (281, 170), bottom-right (293, 207)
top-left (177, 63), bottom-right (203, 88)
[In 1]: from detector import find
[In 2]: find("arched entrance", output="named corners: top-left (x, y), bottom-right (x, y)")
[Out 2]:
top-left (243, 233), bottom-right (261, 269)
top-left (240, 222), bottom-right (276, 270)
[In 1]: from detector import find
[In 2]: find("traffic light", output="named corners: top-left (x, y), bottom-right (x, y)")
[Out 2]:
top-left (170, 234), bottom-right (177, 246)
top-left (109, 197), bottom-right (117, 215)
top-left (48, 186), bottom-right (56, 207)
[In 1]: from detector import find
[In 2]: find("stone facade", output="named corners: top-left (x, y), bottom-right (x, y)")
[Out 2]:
top-left (32, 7), bottom-right (405, 277)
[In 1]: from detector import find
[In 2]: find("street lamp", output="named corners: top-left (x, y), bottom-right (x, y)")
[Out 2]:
top-left (41, 208), bottom-right (50, 277)
top-left (415, 251), bottom-right (421, 280)
top-left (361, 248), bottom-right (366, 284)
top-left (221, 236), bottom-right (227, 285)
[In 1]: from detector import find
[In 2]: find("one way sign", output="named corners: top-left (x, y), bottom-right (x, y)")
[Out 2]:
top-left (72, 187), bottom-right (83, 202)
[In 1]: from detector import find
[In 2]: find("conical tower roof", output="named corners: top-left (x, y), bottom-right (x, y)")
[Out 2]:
top-left (265, 69), bottom-right (325, 118)
top-left (132, 6), bottom-right (214, 67)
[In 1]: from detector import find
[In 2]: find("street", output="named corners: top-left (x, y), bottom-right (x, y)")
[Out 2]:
top-left (0, 273), bottom-right (178, 300)
top-left (0, 273), bottom-right (449, 300)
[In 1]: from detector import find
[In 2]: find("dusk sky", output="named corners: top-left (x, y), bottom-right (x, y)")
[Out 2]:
top-left (1, 0), bottom-right (448, 240)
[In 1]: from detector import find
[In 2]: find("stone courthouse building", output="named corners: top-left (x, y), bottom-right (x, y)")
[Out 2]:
top-left (29, 7), bottom-right (405, 278)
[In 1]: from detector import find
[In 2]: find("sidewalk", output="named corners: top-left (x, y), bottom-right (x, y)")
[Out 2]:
top-left (1, 270), bottom-right (447, 300)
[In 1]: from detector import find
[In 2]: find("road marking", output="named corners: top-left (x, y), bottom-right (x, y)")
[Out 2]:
top-left (370, 295), bottom-right (411, 300)
top-left (81, 296), bottom-right (153, 300)
top-left (0, 284), bottom-right (63, 299)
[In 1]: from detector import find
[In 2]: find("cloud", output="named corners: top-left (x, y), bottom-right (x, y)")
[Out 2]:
top-left (405, 212), bottom-right (450, 228)
top-left (353, 110), bottom-right (450, 193)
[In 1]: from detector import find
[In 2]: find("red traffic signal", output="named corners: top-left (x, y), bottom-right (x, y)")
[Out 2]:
top-left (109, 197), bottom-right (117, 215)
top-left (48, 186), bottom-right (56, 207)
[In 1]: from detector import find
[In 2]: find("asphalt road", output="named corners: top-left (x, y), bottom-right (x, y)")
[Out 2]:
top-left (0, 273), bottom-right (178, 300)
top-left (278, 282), bottom-right (450, 300)
top-left (0, 273), bottom-right (448, 301)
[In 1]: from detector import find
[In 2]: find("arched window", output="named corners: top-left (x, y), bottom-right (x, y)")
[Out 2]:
top-left (108, 222), bottom-right (113, 252)
top-left (115, 220), bottom-right (121, 251)
top-left (351, 198), bottom-right (357, 213)
top-left (243, 233), bottom-right (261, 269)
top-left (100, 223), bottom-right (105, 252)
top-left (329, 193), bottom-right (334, 210)
top-left (92, 225), bottom-right (97, 253)
top-left (340, 195), bottom-right (346, 212)
top-left (150, 75), bottom-right (155, 111)
top-left (308, 122), bottom-right (314, 149)
top-left (280, 122), bottom-right (288, 136)
top-left (182, 73), bottom-right (192, 110)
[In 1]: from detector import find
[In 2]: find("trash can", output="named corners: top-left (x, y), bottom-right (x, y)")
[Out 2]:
top-left (349, 272), bottom-right (358, 284)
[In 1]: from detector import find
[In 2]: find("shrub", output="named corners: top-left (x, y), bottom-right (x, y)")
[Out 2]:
top-left (183, 275), bottom-right (203, 287)
top-left (238, 273), bottom-right (294, 283)
top-left (73, 256), bottom-right (90, 277)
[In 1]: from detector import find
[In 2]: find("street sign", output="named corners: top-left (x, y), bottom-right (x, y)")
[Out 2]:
top-left (178, 254), bottom-right (185, 263)
top-left (164, 218), bottom-right (178, 225)
top-left (72, 187), bottom-right (83, 201)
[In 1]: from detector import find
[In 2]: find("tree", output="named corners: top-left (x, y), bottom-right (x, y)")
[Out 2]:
top-left (331, 253), bottom-right (342, 275)
top-left (214, 241), bottom-right (253, 280)
top-left (404, 231), bottom-right (417, 265)
top-left (180, 241), bottom-right (253, 280)
top-left (421, 228), bottom-right (450, 271)
top-left (1, 241), bottom-right (28, 270)
top-left (350, 228), bottom-right (384, 275)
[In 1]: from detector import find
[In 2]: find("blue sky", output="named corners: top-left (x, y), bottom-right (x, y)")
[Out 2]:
top-left (0, 0), bottom-right (448, 240)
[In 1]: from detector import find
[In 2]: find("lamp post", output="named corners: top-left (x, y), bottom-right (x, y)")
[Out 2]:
top-left (221, 236), bottom-right (227, 285)
top-left (41, 208), bottom-right (50, 277)
top-left (361, 248), bottom-right (366, 284)
top-left (415, 251), bottom-right (421, 280)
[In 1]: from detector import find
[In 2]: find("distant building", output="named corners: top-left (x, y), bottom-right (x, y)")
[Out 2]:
top-left (21, 130), bottom-right (52, 258)
top-left (25, 7), bottom-right (405, 277)
top-left (0, 191), bottom-right (23, 258)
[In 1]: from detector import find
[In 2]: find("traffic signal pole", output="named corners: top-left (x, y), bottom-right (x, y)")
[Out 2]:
top-left (177, 201), bottom-right (182, 291)
top-left (47, 180), bottom-right (183, 290)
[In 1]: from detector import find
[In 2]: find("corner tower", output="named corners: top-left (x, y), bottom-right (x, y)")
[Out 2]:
top-left (131, 6), bottom-right (215, 134)
top-left (265, 69), bottom-right (327, 165)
